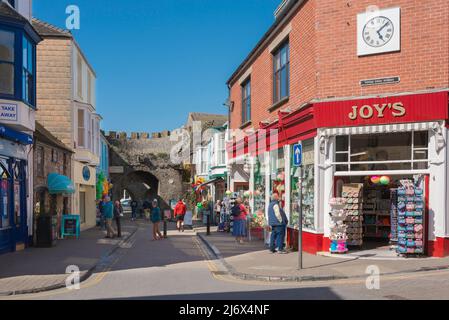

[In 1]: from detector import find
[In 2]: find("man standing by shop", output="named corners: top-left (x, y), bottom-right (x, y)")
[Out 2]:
top-left (268, 193), bottom-right (288, 254)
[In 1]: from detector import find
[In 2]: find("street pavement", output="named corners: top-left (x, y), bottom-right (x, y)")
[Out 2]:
top-left (1, 221), bottom-right (449, 300)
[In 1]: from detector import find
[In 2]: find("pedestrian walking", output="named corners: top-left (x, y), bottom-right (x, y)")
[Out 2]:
top-left (131, 199), bottom-right (138, 221)
top-left (143, 199), bottom-right (151, 221)
top-left (101, 196), bottom-right (116, 238)
top-left (231, 197), bottom-right (248, 244)
top-left (151, 199), bottom-right (163, 240)
top-left (114, 200), bottom-right (123, 238)
top-left (174, 198), bottom-right (187, 232)
top-left (214, 200), bottom-right (222, 226)
top-left (268, 193), bottom-right (288, 254)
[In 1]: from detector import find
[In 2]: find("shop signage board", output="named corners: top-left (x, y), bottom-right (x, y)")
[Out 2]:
top-left (61, 215), bottom-right (80, 239)
top-left (360, 77), bottom-right (400, 87)
top-left (292, 143), bottom-right (303, 167)
top-left (0, 103), bottom-right (18, 122)
top-left (314, 91), bottom-right (449, 128)
top-left (109, 166), bottom-right (124, 174)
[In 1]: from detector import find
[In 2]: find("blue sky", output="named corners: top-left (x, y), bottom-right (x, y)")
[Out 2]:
top-left (33, 0), bottom-right (280, 133)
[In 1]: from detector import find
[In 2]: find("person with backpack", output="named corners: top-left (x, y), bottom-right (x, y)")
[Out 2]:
top-left (231, 197), bottom-right (248, 244)
top-left (268, 193), bottom-right (289, 254)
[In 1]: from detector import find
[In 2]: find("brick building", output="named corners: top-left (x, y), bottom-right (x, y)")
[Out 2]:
top-left (227, 0), bottom-right (449, 257)
top-left (33, 122), bottom-right (74, 241)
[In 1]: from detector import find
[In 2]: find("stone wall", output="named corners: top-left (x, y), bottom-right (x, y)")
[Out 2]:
top-left (35, 38), bottom-right (73, 148)
top-left (107, 134), bottom-right (191, 211)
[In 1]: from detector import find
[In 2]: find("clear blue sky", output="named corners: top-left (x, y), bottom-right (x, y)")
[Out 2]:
top-left (33, 0), bottom-right (280, 133)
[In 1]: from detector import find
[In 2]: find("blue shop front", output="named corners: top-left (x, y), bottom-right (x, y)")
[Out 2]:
top-left (0, 2), bottom-right (42, 254)
top-left (0, 127), bottom-right (33, 254)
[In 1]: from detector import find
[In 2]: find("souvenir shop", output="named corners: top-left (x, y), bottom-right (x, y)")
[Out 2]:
top-left (228, 90), bottom-right (449, 257)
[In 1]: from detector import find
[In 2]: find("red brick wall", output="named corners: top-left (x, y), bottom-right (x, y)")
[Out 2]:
top-left (229, 0), bottom-right (449, 131)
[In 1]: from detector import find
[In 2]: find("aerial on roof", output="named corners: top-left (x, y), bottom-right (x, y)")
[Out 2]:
top-left (31, 18), bottom-right (72, 38)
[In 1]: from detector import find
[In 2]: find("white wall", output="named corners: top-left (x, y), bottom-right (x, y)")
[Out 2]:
top-left (428, 125), bottom-right (447, 240)
top-left (72, 44), bottom-right (96, 109)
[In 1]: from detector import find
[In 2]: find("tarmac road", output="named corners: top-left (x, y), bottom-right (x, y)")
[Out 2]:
top-left (3, 222), bottom-right (449, 301)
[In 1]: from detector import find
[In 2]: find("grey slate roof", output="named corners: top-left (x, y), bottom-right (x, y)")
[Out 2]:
top-left (0, 2), bottom-right (27, 23)
top-left (34, 122), bottom-right (73, 153)
top-left (31, 17), bottom-right (72, 38)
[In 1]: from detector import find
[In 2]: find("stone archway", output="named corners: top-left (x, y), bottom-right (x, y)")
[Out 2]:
top-left (112, 170), bottom-right (159, 204)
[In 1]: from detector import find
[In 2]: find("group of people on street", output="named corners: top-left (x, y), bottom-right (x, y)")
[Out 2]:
top-left (229, 193), bottom-right (288, 254)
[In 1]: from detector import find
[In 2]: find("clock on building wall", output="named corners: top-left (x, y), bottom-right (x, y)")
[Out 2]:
top-left (357, 7), bottom-right (401, 56)
top-left (82, 166), bottom-right (91, 182)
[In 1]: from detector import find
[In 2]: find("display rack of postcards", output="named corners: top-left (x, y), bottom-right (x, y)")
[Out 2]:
top-left (390, 189), bottom-right (399, 246)
top-left (396, 180), bottom-right (425, 256)
top-left (342, 184), bottom-right (364, 247)
top-left (329, 198), bottom-right (348, 253)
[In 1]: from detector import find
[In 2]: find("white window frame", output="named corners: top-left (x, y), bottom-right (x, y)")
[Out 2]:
top-left (333, 130), bottom-right (430, 176)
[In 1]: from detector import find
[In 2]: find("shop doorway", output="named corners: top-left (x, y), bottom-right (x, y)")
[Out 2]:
top-left (334, 174), bottom-right (427, 258)
top-left (79, 192), bottom-right (86, 224)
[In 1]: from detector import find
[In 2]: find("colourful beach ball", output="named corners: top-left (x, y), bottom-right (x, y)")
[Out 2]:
top-left (371, 176), bottom-right (381, 184)
top-left (380, 176), bottom-right (391, 185)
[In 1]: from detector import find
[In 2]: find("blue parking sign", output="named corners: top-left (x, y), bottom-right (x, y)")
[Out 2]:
top-left (293, 143), bottom-right (303, 167)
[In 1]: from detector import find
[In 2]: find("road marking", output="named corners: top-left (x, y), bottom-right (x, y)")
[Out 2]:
top-left (192, 236), bottom-right (449, 288)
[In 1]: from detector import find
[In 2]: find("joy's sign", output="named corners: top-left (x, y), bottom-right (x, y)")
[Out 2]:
top-left (348, 102), bottom-right (405, 120)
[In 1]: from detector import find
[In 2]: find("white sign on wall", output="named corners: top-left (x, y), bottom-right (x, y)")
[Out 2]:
top-left (109, 166), bottom-right (124, 174)
top-left (0, 103), bottom-right (18, 122)
top-left (357, 7), bottom-right (401, 56)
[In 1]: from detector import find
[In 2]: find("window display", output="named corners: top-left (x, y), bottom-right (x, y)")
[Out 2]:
top-left (253, 155), bottom-right (266, 217)
top-left (290, 140), bottom-right (315, 230)
top-left (0, 163), bottom-right (9, 229)
top-left (270, 148), bottom-right (285, 208)
top-left (329, 197), bottom-right (348, 253)
top-left (342, 184), bottom-right (364, 246)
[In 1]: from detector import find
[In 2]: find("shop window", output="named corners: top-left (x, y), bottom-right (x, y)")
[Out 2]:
top-left (334, 131), bottom-right (429, 172)
top-left (254, 154), bottom-right (266, 216)
top-left (217, 134), bottom-right (226, 166)
top-left (51, 149), bottom-right (59, 163)
top-left (0, 159), bottom-right (11, 229)
top-left (0, 29), bottom-right (15, 96)
top-left (291, 140), bottom-right (315, 230)
top-left (270, 148), bottom-right (285, 208)
top-left (273, 41), bottom-right (290, 103)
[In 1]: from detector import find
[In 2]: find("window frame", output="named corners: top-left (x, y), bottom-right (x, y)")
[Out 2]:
top-left (333, 131), bottom-right (430, 173)
top-left (272, 41), bottom-right (290, 103)
top-left (241, 78), bottom-right (251, 124)
top-left (0, 25), bottom-right (37, 108)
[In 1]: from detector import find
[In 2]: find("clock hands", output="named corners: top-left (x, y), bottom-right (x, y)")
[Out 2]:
top-left (376, 22), bottom-right (390, 41)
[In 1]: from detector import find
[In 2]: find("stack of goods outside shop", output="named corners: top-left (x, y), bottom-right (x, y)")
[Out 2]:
top-left (329, 174), bottom-right (426, 257)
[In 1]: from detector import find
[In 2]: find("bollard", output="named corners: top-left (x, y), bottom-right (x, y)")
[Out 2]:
top-left (206, 214), bottom-right (211, 236)
top-left (163, 218), bottom-right (168, 238)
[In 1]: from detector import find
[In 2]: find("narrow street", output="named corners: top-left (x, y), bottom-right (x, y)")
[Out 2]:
top-left (3, 220), bottom-right (449, 301)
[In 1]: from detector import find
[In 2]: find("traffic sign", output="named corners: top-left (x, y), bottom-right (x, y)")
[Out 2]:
top-left (293, 143), bottom-right (303, 167)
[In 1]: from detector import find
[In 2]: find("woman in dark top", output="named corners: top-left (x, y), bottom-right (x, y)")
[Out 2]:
top-left (151, 199), bottom-right (163, 241)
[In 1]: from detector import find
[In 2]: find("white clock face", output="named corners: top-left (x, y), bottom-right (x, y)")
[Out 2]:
top-left (362, 16), bottom-right (394, 48)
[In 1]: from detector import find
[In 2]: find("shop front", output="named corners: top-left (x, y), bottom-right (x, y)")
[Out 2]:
top-left (0, 128), bottom-right (33, 254)
top-left (229, 90), bottom-right (449, 257)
